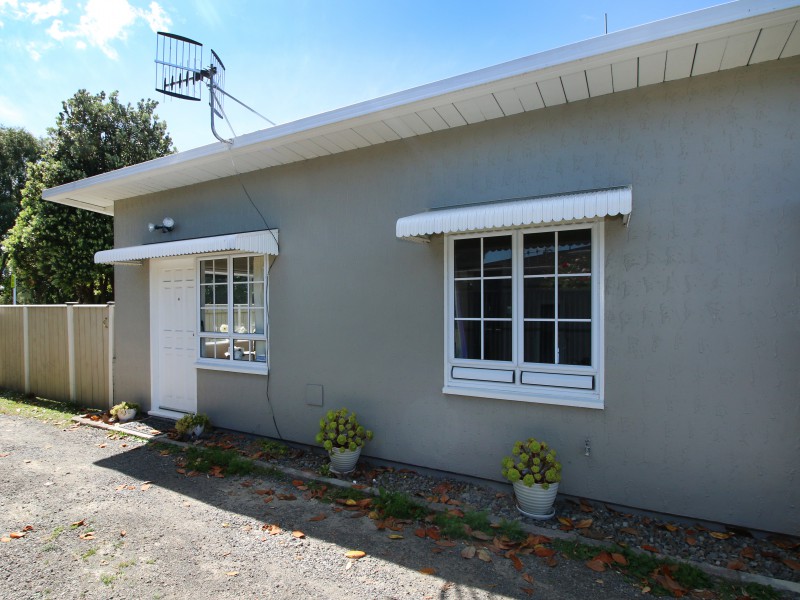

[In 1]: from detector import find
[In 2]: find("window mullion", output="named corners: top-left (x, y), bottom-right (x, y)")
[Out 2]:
top-left (227, 256), bottom-right (234, 360)
top-left (554, 232), bottom-right (560, 364)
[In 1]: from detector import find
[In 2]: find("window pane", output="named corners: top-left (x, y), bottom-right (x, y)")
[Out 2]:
top-left (254, 340), bottom-right (267, 362)
top-left (201, 260), bottom-right (215, 284)
top-left (232, 339), bottom-right (252, 361)
top-left (233, 257), bottom-right (250, 283)
top-left (233, 282), bottom-right (248, 305)
top-left (484, 321), bottom-right (512, 361)
top-left (213, 259), bottom-right (227, 283)
top-left (454, 320), bottom-right (480, 359)
top-left (454, 280), bottom-right (480, 319)
top-left (558, 322), bottom-right (591, 365)
top-left (214, 283), bottom-right (227, 305)
top-left (252, 256), bottom-right (265, 282)
top-left (524, 277), bottom-right (555, 318)
top-left (201, 337), bottom-right (228, 359)
top-left (558, 229), bottom-right (591, 274)
top-left (454, 238), bottom-right (481, 278)
top-left (484, 278), bottom-right (511, 318)
top-left (524, 232), bottom-right (555, 275)
top-left (558, 276), bottom-right (591, 319)
top-left (524, 321), bottom-right (555, 364)
top-left (483, 235), bottom-right (512, 277)
top-left (200, 308), bottom-right (217, 333)
top-left (250, 309), bottom-right (265, 335)
top-left (202, 285), bottom-right (213, 306)
top-left (233, 305), bottom-right (249, 333)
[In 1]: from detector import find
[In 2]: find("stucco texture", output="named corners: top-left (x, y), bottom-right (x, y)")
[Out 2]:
top-left (112, 56), bottom-right (799, 534)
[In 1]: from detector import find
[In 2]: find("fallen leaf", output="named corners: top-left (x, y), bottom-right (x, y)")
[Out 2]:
top-left (690, 590), bottom-right (716, 599)
top-left (686, 536), bottom-right (697, 546)
top-left (772, 537), bottom-right (800, 550)
top-left (477, 548), bottom-right (492, 562)
top-left (726, 560), bottom-right (745, 571)
top-left (9, 532), bottom-right (26, 539)
top-left (575, 518), bottom-right (593, 529)
top-left (262, 524), bottom-right (282, 535)
top-left (709, 531), bottom-right (732, 540)
top-left (558, 517), bottom-right (574, 529)
top-left (345, 550), bottom-right (366, 559)
top-left (611, 553), bottom-right (628, 565)
top-left (255, 489), bottom-right (273, 495)
top-left (461, 546), bottom-right (476, 559)
top-left (509, 553), bottom-right (524, 571)
top-left (534, 546), bottom-right (556, 558)
top-left (419, 567), bottom-right (437, 575)
top-left (447, 509), bottom-right (465, 518)
top-left (71, 519), bottom-right (86, 527)
top-left (521, 587), bottom-right (534, 596)
top-left (308, 514), bottom-right (327, 522)
top-left (426, 528), bottom-right (441, 541)
top-left (436, 540), bottom-right (457, 547)
top-left (226, 571), bottom-right (238, 577)
top-left (176, 468), bottom-right (186, 474)
top-left (740, 547), bottom-right (755, 559)
top-left (619, 527), bottom-right (639, 536)
top-left (641, 544), bottom-right (659, 553)
top-left (97, 444), bottom-right (106, 448)
top-left (140, 483), bottom-right (152, 491)
top-left (579, 499), bottom-right (594, 513)
top-left (0, 537), bottom-right (10, 543)
top-left (585, 559), bottom-right (606, 572)
top-left (277, 494), bottom-right (297, 501)
top-left (292, 531), bottom-right (305, 539)
top-left (595, 551), bottom-right (614, 564)
top-left (783, 558), bottom-right (800, 571)
top-left (292, 479), bottom-right (304, 487)
top-left (22, 525), bottom-right (33, 532)
top-left (663, 523), bottom-right (679, 532)
top-left (430, 547), bottom-right (443, 554)
top-left (388, 534), bottom-right (404, 540)
top-left (522, 572), bottom-right (534, 584)
top-left (471, 530), bottom-right (491, 541)
top-left (79, 532), bottom-right (95, 540)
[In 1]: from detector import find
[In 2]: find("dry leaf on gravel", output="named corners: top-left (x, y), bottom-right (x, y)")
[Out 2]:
top-left (140, 483), bottom-right (152, 491)
top-left (345, 550), bottom-right (366, 560)
top-left (419, 567), bottom-right (437, 575)
top-left (585, 559), bottom-right (606, 572)
top-left (388, 534), bottom-right (404, 540)
top-left (477, 548), bottom-right (492, 563)
top-left (783, 558), bottom-right (800, 571)
top-left (520, 588), bottom-right (534, 596)
top-left (9, 532), bottom-right (26, 539)
top-left (78, 532), bottom-right (95, 540)
top-left (226, 572), bottom-right (238, 577)
top-left (291, 531), bottom-right (305, 539)
top-left (461, 546), bottom-right (476, 559)
top-left (308, 514), bottom-right (327, 522)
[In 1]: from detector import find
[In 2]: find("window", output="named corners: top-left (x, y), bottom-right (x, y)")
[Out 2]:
top-left (198, 255), bottom-right (268, 368)
top-left (445, 222), bottom-right (603, 408)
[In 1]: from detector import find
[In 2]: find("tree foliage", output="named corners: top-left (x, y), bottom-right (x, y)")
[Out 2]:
top-left (3, 90), bottom-right (174, 303)
top-left (0, 126), bottom-right (42, 296)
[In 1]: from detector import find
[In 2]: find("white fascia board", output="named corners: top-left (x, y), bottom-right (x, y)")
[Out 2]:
top-left (42, 1), bottom-right (800, 211)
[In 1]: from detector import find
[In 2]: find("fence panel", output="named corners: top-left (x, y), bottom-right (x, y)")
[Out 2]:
top-left (0, 307), bottom-right (25, 391)
top-left (0, 304), bottom-right (112, 409)
top-left (74, 306), bottom-right (110, 407)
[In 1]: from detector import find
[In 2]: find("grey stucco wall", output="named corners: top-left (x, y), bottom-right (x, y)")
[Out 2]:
top-left (113, 56), bottom-right (800, 533)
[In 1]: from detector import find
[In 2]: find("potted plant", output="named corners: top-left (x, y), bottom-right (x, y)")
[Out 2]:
top-left (110, 401), bottom-right (140, 423)
top-left (315, 408), bottom-right (373, 474)
top-left (175, 413), bottom-right (211, 438)
top-left (501, 437), bottom-right (562, 519)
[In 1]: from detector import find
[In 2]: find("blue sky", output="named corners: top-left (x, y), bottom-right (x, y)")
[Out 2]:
top-left (1, 0), bottom-right (729, 151)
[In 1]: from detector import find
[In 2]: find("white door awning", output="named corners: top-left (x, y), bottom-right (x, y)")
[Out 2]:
top-left (396, 187), bottom-right (631, 242)
top-left (95, 229), bottom-right (279, 264)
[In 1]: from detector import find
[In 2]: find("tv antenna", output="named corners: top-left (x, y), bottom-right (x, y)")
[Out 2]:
top-left (155, 32), bottom-right (275, 144)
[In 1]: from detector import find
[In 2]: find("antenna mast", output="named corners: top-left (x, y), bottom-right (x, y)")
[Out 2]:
top-left (155, 32), bottom-right (274, 144)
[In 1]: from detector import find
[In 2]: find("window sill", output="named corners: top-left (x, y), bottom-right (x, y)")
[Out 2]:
top-left (194, 360), bottom-right (269, 376)
top-left (442, 384), bottom-right (603, 409)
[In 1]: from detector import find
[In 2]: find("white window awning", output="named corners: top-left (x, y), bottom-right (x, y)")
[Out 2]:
top-left (396, 187), bottom-right (631, 242)
top-left (95, 229), bottom-right (279, 264)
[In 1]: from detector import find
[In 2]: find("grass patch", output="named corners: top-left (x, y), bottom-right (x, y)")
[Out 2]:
top-left (322, 486), bottom-right (367, 504)
top-left (177, 445), bottom-right (283, 478)
top-left (47, 526), bottom-right (65, 541)
top-left (81, 548), bottom-right (97, 560)
top-left (117, 559), bottom-right (136, 569)
top-left (100, 574), bottom-right (115, 585)
top-left (261, 440), bottom-right (289, 457)
top-left (496, 518), bottom-right (526, 542)
top-left (374, 488), bottom-right (427, 521)
top-left (0, 389), bottom-right (83, 424)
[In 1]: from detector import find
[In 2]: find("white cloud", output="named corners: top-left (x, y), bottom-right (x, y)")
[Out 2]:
top-left (23, 0), bottom-right (66, 23)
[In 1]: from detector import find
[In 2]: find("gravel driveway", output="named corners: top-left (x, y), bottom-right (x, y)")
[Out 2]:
top-left (0, 414), bottom-right (651, 599)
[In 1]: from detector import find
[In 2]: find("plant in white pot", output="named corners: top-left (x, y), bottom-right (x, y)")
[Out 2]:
top-left (110, 402), bottom-right (140, 423)
top-left (315, 408), bottom-right (373, 474)
top-left (175, 413), bottom-right (211, 438)
top-left (501, 437), bottom-right (562, 519)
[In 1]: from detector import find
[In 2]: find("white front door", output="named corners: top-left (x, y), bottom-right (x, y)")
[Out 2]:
top-left (150, 257), bottom-right (197, 415)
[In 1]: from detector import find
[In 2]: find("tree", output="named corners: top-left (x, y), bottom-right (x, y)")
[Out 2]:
top-left (3, 90), bottom-right (174, 303)
top-left (0, 126), bottom-right (41, 300)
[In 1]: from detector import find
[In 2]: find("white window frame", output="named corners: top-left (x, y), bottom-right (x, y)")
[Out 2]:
top-left (443, 221), bottom-right (604, 409)
top-left (195, 253), bottom-right (269, 375)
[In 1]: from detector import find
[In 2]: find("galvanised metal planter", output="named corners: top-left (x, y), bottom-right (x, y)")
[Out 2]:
top-left (513, 481), bottom-right (559, 519)
top-left (328, 447), bottom-right (361, 474)
top-left (117, 408), bottom-right (137, 422)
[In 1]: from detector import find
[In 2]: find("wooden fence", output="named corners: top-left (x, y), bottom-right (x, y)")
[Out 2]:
top-left (0, 304), bottom-right (114, 409)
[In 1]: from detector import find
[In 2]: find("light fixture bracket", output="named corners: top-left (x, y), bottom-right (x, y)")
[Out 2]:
top-left (148, 217), bottom-right (175, 233)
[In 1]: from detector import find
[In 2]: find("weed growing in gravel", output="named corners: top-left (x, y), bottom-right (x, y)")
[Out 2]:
top-left (176, 445), bottom-right (282, 478)
top-left (147, 442), bottom-right (181, 455)
top-left (117, 559), bottom-right (136, 569)
top-left (261, 440), bottom-right (289, 457)
top-left (81, 548), bottom-right (97, 560)
top-left (496, 518), bottom-right (526, 542)
top-left (374, 488), bottom-right (427, 520)
top-left (0, 390), bottom-right (83, 424)
top-left (322, 486), bottom-right (366, 504)
top-left (47, 526), bottom-right (65, 541)
top-left (100, 574), bottom-right (115, 585)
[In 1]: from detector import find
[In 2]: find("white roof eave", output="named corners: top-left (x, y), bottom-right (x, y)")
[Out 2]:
top-left (42, 1), bottom-right (800, 213)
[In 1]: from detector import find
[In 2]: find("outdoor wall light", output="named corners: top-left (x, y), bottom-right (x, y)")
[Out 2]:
top-left (148, 217), bottom-right (175, 233)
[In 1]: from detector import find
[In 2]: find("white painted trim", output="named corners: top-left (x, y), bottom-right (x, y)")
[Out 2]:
top-left (443, 220), bottom-right (607, 408)
top-left (194, 361), bottom-right (269, 376)
top-left (452, 366), bottom-right (515, 383)
top-left (147, 408), bottom-right (184, 420)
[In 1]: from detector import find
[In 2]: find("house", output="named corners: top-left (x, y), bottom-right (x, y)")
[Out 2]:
top-left (43, 1), bottom-right (800, 535)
